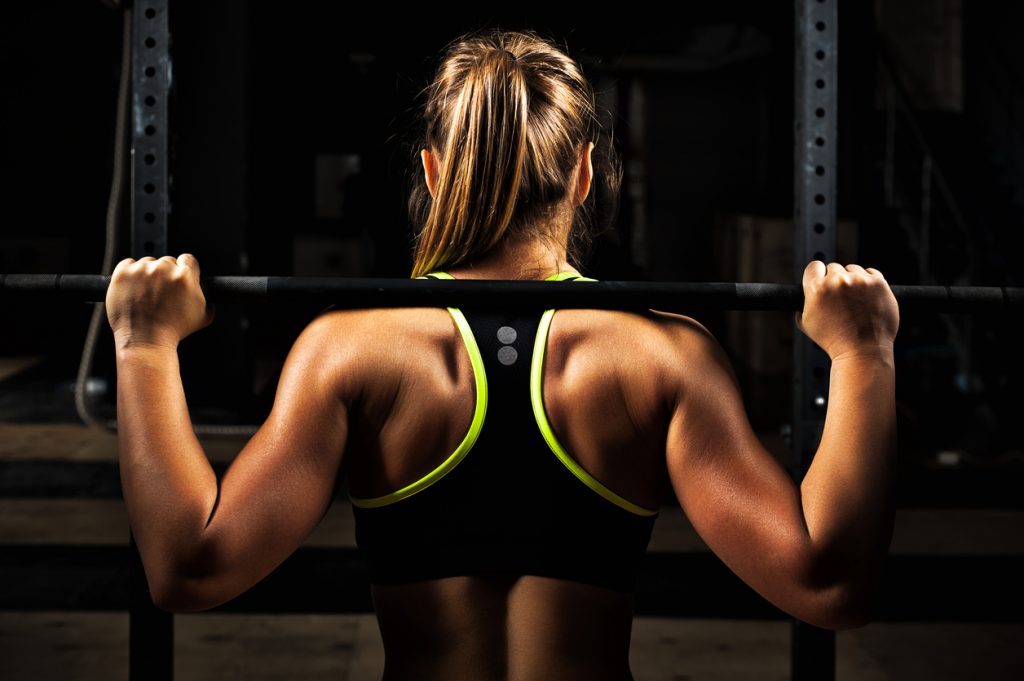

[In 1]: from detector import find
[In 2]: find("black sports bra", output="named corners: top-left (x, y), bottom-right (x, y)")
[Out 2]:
top-left (349, 271), bottom-right (659, 592)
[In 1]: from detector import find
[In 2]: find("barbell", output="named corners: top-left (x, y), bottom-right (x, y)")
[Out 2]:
top-left (1, 273), bottom-right (1022, 312)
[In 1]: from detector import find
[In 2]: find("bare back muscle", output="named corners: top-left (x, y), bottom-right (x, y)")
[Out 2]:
top-left (330, 307), bottom-right (702, 680)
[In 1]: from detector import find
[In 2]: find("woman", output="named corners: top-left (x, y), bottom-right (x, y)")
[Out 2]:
top-left (105, 28), bottom-right (899, 681)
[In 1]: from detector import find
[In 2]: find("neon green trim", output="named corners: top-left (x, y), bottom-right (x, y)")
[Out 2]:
top-left (530, 301), bottom-right (659, 517)
top-left (350, 274), bottom-right (487, 508)
top-left (544, 271), bottom-right (598, 282)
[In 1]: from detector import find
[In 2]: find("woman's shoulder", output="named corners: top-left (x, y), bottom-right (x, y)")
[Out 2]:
top-left (543, 308), bottom-right (719, 389)
top-left (549, 308), bottom-right (731, 400)
top-left (290, 307), bottom-right (464, 403)
top-left (307, 306), bottom-right (458, 351)
top-left (549, 307), bottom-right (716, 354)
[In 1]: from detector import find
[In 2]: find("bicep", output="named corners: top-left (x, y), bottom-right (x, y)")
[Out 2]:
top-left (178, 313), bottom-right (350, 610)
top-left (664, 325), bottom-right (825, 617)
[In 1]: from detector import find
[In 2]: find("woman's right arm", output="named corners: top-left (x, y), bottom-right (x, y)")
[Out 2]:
top-left (662, 261), bottom-right (899, 630)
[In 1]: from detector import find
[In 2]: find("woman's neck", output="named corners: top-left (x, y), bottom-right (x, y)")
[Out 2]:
top-left (444, 234), bottom-right (578, 280)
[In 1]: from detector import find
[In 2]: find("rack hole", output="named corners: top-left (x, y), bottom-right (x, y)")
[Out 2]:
top-left (816, 21), bottom-right (826, 31)
top-left (145, 66), bottom-right (156, 77)
top-left (144, 241), bottom-right (155, 253)
top-left (813, 251), bottom-right (826, 261)
top-left (145, 125), bottom-right (156, 136)
top-left (144, 183), bottom-right (156, 194)
top-left (816, 78), bottom-right (826, 89)
top-left (145, 37), bottom-right (156, 48)
top-left (815, 165), bottom-right (825, 176)
top-left (814, 194), bottom-right (826, 205)
top-left (814, 222), bottom-right (826, 234)
top-left (145, 95), bottom-right (156, 107)
top-left (144, 212), bottom-right (156, 224)
top-left (815, 49), bottom-right (825, 60)
top-left (145, 8), bottom-right (157, 19)
top-left (815, 107), bottom-right (826, 118)
top-left (815, 137), bottom-right (825, 146)
top-left (144, 153), bottom-right (156, 165)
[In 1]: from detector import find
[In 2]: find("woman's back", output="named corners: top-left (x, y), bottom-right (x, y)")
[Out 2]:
top-left (335, 271), bottom-right (691, 680)
top-left (341, 292), bottom-right (672, 511)
top-left (371, 573), bottom-right (635, 680)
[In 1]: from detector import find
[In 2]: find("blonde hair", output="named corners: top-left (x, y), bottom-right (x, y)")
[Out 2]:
top-left (407, 28), bottom-right (622, 278)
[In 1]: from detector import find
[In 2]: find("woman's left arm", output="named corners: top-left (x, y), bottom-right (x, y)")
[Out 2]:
top-left (108, 254), bottom-right (349, 612)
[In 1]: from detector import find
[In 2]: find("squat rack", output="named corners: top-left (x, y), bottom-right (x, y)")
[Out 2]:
top-left (120, 1), bottom-right (841, 678)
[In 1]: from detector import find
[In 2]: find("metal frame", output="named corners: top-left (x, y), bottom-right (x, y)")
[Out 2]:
top-left (792, 0), bottom-right (839, 678)
top-left (130, 0), bottom-right (171, 258)
top-left (129, 1), bottom-right (172, 679)
top-left (0, 0), bottom-right (1017, 678)
top-left (75, 1), bottom-right (941, 679)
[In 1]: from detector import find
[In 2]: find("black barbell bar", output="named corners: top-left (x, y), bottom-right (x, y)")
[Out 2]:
top-left (2, 274), bottom-right (1022, 313)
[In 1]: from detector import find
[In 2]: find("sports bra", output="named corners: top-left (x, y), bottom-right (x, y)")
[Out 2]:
top-left (349, 271), bottom-right (659, 592)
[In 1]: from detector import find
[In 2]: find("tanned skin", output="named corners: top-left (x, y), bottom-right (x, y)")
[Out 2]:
top-left (106, 147), bottom-right (898, 681)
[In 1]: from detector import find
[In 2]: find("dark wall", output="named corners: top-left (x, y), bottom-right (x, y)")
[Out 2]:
top-left (0, 4), bottom-right (122, 358)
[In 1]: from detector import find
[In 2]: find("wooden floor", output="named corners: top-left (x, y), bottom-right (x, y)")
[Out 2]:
top-left (3, 611), bottom-right (1024, 681)
top-left (2, 422), bottom-right (1023, 680)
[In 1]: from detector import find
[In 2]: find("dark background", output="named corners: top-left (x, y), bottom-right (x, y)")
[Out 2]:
top-left (2, 1), bottom-right (1022, 500)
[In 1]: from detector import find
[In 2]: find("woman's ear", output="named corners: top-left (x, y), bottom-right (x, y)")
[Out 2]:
top-left (421, 148), bottom-right (438, 199)
top-left (576, 141), bottom-right (595, 205)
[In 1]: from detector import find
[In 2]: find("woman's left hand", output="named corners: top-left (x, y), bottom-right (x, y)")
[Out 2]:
top-left (106, 253), bottom-right (216, 350)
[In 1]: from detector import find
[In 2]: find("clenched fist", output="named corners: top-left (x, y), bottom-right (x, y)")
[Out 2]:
top-left (106, 253), bottom-right (216, 350)
top-left (795, 261), bottom-right (899, 360)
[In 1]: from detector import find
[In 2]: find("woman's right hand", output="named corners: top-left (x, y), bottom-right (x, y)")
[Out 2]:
top-left (795, 261), bottom-right (900, 360)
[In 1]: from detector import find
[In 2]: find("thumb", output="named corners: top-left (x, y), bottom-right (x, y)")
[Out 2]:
top-left (177, 253), bottom-right (201, 281)
top-left (803, 259), bottom-right (826, 289)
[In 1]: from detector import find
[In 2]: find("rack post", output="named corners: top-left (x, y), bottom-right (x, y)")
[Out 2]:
top-left (128, 2), bottom-right (173, 680)
top-left (791, 0), bottom-right (838, 679)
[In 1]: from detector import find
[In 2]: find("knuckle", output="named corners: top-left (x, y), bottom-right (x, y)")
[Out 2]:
top-left (832, 275), bottom-right (851, 288)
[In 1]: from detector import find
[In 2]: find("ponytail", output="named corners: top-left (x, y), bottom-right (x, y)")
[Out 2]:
top-left (408, 29), bottom-right (620, 278)
top-left (412, 50), bottom-right (528, 277)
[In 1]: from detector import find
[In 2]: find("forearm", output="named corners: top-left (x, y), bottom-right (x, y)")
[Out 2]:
top-left (115, 339), bottom-right (219, 594)
top-left (799, 345), bottom-right (897, 593)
